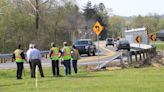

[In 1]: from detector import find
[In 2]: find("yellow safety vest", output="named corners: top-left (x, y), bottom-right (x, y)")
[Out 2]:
top-left (50, 47), bottom-right (59, 61)
top-left (63, 46), bottom-right (71, 60)
top-left (14, 49), bottom-right (24, 62)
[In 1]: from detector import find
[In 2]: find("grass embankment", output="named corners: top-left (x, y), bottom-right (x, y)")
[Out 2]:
top-left (151, 41), bottom-right (164, 51)
top-left (0, 67), bottom-right (164, 92)
top-left (155, 43), bottom-right (164, 51)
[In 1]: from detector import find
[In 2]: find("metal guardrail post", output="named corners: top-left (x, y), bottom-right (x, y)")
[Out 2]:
top-left (127, 51), bottom-right (130, 65)
top-left (145, 49), bottom-right (148, 59)
top-left (0, 58), bottom-right (2, 63)
top-left (12, 58), bottom-right (14, 62)
top-left (46, 54), bottom-right (47, 59)
top-left (143, 50), bottom-right (146, 61)
top-left (135, 51), bottom-right (138, 62)
top-left (139, 50), bottom-right (142, 61)
top-left (129, 51), bottom-right (133, 64)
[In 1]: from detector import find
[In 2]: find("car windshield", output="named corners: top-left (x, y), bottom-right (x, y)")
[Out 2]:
top-left (75, 41), bottom-right (89, 45)
top-left (120, 41), bottom-right (129, 44)
top-left (107, 39), bottom-right (112, 41)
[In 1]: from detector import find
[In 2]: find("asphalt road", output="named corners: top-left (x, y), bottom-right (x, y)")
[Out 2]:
top-left (0, 41), bottom-right (119, 69)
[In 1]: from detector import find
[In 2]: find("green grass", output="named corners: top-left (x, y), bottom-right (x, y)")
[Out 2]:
top-left (155, 43), bottom-right (164, 51)
top-left (151, 41), bottom-right (164, 51)
top-left (0, 67), bottom-right (164, 92)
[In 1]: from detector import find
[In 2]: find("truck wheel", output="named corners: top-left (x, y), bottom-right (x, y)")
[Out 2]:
top-left (93, 51), bottom-right (96, 56)
top-left (88, 51), bottom-right (91, 56)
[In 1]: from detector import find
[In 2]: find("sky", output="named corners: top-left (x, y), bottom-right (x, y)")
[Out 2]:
top-left (76, 0), bottom-right (164, 16)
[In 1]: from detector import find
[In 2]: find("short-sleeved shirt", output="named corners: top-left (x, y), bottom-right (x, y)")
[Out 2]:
top-left (29, 48), bottom-right (41, 60)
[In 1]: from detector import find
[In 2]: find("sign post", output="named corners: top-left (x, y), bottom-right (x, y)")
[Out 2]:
top-left (93, 21), bottom-right (103, 67)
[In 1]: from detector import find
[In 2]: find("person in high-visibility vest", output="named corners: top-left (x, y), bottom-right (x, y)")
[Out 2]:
top-left (71, 45), bottom-right (80, 74)
top-left (49, 42), bottom-right (61, 77)
top-left (61, 42), bottom-right (72, 75)
top-left (13, 44), bottom-right (26, 79)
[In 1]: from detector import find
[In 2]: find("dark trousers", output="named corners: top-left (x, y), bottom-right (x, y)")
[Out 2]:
top-left (51, 60), bottom-right (60, 76)
top-left (72, 60), bottom-right (78, 74)
top-left (29, 61), bottom-right (32, 77)
top-left (31, 59), bottom-right (44, 78)
top-left (16, 62), bottom-right (24, 79)
top-left (64, 60), bottom-right (71, 75)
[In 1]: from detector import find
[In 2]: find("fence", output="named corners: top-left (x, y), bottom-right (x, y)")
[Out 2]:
top-left (122, 47), bottom-right (157, 67)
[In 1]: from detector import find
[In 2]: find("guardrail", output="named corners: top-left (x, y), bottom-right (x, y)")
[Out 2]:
top-left (96, 45), bottom-right (157, 70)
top-left (0, 51), bottom-right (50, 63)
top-left (128, 47), bottom-right (157, 66)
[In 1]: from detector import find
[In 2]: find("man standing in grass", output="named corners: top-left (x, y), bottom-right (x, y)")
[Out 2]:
top-left (49, 42), bottom-right (61, 77)
top-left (71, 45), bottom-right (80, 74)
top-left (13, 44), bottom-right (26, 79)
top-left (61, 42), bottom-right (72, 75)
top-left (29, 44), bottom-right (44, 78)
top-left (26, 43), bottom-right (33, 77)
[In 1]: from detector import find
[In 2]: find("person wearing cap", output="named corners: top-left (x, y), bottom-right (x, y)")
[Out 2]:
top-left (61, 42), bottom-right (72, 75)
top-left (29, 44), bottom-right (44, 78)
top-left (26, 43), bottom-right (33, 77)
top-left (49, 42), bottom-right (61, 77)
top-left (13, 44), bottom-right (26, 79)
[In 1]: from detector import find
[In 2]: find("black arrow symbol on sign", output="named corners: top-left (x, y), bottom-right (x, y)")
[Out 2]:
top-left (151, 34), bottom-right (156, 41)
top-left (151, 35), bottom-right (153, 40)
top-left (136, 36), bottom-right (140, 43)
top-left (95, 26), bottom-right (100, 31)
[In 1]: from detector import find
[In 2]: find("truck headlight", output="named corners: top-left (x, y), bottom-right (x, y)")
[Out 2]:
top-left (85, 46), bottom-right (89, 49)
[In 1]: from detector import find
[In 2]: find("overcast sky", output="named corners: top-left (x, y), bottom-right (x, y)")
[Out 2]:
top-left (76, 0), bottom-right (164, 16)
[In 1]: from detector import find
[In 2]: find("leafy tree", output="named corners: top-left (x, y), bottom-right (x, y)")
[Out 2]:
top-left (109, 16), bottom-right (126, 38)
top-left (83, 2), bottom-right (110, 40)
top-left (131, 14), bottom-right (160, 33)
top-left (157, 18), bottom-right (164, 30)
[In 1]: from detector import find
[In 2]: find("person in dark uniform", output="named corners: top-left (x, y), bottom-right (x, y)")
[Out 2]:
top-left (13, 44), bottom-right (26, 79)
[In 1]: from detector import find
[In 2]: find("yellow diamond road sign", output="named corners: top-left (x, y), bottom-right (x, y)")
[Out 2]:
top-left (93, 21), bottom-right (104, 36)
top-left (135, 36), bottom-right (141, 43)
top-left (150, 33), bottom-right (156, 41)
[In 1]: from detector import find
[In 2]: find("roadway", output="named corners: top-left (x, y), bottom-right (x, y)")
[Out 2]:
top-left (0, 41), bottom-right (119, 69)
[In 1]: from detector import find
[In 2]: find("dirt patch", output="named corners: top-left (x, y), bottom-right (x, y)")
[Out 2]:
top-left (151, 55), bottom-right (164, 67)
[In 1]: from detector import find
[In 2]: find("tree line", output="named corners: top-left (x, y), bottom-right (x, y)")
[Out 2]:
top-left (0, 0), bottom-right (164, 53)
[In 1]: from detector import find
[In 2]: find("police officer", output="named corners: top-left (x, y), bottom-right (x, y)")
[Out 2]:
top-left (13, 44), bottom-right (26, 79)
top-left (49, 42), bottom-right (61, 77)
top-left (61, 42), bottom-right (72, 75)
